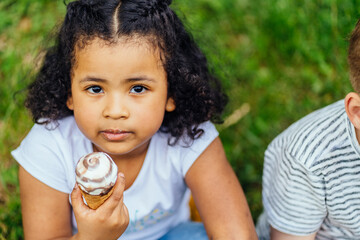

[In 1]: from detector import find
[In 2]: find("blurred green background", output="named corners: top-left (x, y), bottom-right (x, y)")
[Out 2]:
top-left (0, 0), bottom-right (358, 239)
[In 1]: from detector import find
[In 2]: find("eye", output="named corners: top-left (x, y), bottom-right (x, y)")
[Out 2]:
top-left (86, 86), bottom-right (103, 94)
top-left (130, 85), bottom-right (147, 94)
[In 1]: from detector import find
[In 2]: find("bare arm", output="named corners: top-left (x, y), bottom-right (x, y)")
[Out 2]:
top-left (271, 226), bottom-right (316, 240)
top-left (19, 166), bottom-right (129, 240)
top-left (185, 137), bottom-right (258, 240)
top-left (19, 166), bottom-right (73, 240)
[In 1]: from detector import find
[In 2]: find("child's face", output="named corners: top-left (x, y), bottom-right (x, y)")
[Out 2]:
top-left (66, 37), bottom-right (175, 159)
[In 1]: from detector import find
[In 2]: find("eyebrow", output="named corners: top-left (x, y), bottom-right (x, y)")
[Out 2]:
top-left (79, 76), bottom-right (156, 83)
top-left (127, 76), bottom-right (156, 83)
top-left (79, 77), bottom-right (106, 84)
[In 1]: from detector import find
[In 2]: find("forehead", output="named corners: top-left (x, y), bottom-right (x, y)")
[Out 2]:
top-left (75, 35), bottom-right (160, 59)
top-left (72, 36), bottom-right (166, 80)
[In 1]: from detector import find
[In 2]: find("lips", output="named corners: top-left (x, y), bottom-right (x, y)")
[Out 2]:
top-left (100, 129), bottom-right (131, 141)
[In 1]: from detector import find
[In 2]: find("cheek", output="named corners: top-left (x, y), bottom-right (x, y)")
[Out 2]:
top-left (135, 103), bottom-right (166, 126)
top-left (72, 101), bottom-right (98, 127)
top-left (74, 110), bottom-right (93, 127)
top-left (73, 110), bottom-right (98, 140)
top-left (137, 107), bottom-right (164, 120)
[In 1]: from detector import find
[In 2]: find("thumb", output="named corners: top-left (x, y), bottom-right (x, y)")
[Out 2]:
top-left (113, 172), bottom-right (126, 199)
top-left (71, 183), bottom-right (89, 213)
top-left (102, 172), bottom-right (126, 209)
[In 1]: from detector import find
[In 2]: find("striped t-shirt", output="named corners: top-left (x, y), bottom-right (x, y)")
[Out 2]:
top-left (256, 99), bottom-right (360, 239)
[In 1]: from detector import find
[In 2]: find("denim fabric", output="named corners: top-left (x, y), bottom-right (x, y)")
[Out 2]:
top-left (159, 221), bottom-right (208, 240)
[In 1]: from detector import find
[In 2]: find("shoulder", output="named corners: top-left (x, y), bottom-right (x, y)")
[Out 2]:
top-left (11, 116), bottom-right (89, 193)
top-left (25, 116), bottom-right (78, 138)
top-left (15, 115), bottom-right (88, 157)
top-left (261, 100), bottom-right (360, 236)
top-left (181, 121), bottom-right (218, 147)
top-left (152, 121), bottom-right (218, 176)
top-left (267, 100), bottom-right (347, 171)
top-left (156, 121), bottom-right (218, 148)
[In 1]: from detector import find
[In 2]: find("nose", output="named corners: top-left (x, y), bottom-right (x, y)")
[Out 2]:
top-left (102, 94), bottom-right (129, 119)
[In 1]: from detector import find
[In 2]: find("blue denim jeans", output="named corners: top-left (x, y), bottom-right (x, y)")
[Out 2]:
top-left (159, 221), bottom-right (208, 240)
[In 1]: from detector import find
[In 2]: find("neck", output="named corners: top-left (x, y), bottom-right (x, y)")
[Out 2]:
top-left (355, 127), bottom-right (360, 146)
top-left (92, 140), bottom-right (150, 190)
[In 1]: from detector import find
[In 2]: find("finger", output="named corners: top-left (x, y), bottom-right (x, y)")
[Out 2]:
top-left (123, 204), bottom-right (129, 219)
top-left (71, 183), bottom-right (90, 214)
top-left (101, 172), bottom-right (126, 211)
top-left (122, 204), bottom-right (130, 227)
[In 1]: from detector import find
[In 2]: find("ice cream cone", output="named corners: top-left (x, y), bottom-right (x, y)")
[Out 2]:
top-left (80, 186), bottom-right (115, 209)
top-left (76, 152), bottom-right (118, 209)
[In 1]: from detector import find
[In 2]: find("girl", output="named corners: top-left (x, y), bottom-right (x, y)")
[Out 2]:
top-left (12, 0), bottom-right (257, 239)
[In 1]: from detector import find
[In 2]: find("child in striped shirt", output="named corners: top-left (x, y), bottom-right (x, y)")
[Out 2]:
top-left (256, 19), bottom-right (360, 239)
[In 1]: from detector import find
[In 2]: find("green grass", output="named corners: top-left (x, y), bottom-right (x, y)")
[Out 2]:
top-left (0, 0), bottom-right (359, 238)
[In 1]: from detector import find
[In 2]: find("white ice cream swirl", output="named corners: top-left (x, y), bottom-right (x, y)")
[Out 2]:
top-left (75, 152), bottom-right (118, 195)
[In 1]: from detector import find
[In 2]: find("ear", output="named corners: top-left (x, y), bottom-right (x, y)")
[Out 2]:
top-left (66, 95), bottom-right (74, 111)
top-left (165, 97), bottom-right (176, 112)
top-left (345, 92), bottom-right (360, 129)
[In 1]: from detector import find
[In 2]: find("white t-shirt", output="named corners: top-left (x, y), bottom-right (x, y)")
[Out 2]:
top-left (11, 116), bottom-right (218, 240)
top-left (256, 100), bottom-right (360, 239)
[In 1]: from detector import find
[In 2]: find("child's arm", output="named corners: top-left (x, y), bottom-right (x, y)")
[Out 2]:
top-left (185, 137), bottom-right (258, 239)
top-left (19, 166), bottom-right (73, 239)
top-left (271, 226), bottom-right (316, 240)
top-left (19, 166), bottom-right (129, 240)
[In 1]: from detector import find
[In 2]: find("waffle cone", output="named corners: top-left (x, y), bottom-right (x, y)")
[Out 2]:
top-left (80, 187), bottom-right (115, 210)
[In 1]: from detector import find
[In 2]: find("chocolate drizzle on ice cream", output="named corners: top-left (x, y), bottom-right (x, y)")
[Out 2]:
top-left (75, 152), bottom-right (118, 196)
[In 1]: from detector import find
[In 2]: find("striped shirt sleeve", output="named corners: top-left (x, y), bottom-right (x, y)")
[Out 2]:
top-left (262, 139), bottom-right (327, 235)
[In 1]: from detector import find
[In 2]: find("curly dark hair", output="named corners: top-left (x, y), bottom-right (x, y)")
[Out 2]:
top-left (26, 0), bottom-right (227, 144)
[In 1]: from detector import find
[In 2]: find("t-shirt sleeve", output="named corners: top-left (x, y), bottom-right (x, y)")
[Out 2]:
top-left (178, 121), bottom-right (219, 177)
top-left (11, 124), bottom-right (71, 194)
top-left (262, 141), bottom-right (327, 235)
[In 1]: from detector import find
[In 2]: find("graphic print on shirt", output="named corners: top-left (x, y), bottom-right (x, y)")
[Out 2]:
top-left (126, 208), bottom-right (175, 233)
